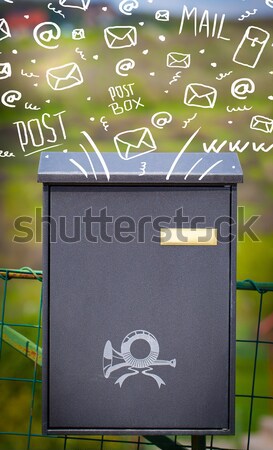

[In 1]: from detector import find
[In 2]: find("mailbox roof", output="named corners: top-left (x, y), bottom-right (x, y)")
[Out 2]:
top-left (38, 152), bottom-right (243, 184)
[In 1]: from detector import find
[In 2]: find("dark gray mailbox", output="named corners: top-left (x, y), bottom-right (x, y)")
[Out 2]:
top-left (38, 152), bottom-right (243, 436)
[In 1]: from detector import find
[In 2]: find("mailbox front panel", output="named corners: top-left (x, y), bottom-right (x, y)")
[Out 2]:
top-left (44, 185), bottom-right (235, 434)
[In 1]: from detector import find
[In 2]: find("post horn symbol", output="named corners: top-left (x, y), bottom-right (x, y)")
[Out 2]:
top-left (103, 330), bottom-right (176, 388)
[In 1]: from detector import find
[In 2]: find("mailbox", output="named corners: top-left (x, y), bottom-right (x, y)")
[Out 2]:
top-left (38, 152), bottom-right (243, 435)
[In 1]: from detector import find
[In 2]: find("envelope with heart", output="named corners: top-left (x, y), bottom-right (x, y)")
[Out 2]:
top-left (155, 10), bottom-right (169, 21)
top-left (0, 18), bottom-right (11, 42)
top-left (114, 127), bottom-right (157, 160)
top-left (0, 62), bottom-right (11, 80)
top-left (250, 115), bottom-right (273, 134)
top-left (184, 83), bottom-right (217, 109)
top-left (59, 0), bottom-right (90, 10)
top-left (104, 26), bottom-right (137, 49)
top-left (167, 52), bottom-right (191, 69)
top-left (46, 62), bottom-right (83, 91)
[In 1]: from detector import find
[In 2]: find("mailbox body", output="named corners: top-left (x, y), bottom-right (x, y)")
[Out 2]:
top-left (38, 152), bottom-right (243, 435)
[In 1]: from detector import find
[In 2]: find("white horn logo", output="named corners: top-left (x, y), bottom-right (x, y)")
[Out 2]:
top-left (103, 330), bottom-right (176, 388)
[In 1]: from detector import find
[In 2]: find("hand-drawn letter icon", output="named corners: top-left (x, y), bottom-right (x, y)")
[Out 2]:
top-left (0, 18), bottom-right (11, 41)
top-left (0, 62), bottom-right (11, 80)
top-left (103, 330), bottom-right (176, 388)
top-left (46, 62), bottom-right (83, 91)
top-left (59, 0), bottom-right (90, 10)
top-left (184, 83), bottom-right (217, 109)
top-left (233, 26), bottom-right (270, 68)
top-left (114, 127), bottom-right (157, 160)
top-left (72, 28), bottom-right (85, 40)
top-left (167, 52), bottom-right (191, 69)
top-left (104, 26), bottom-right (137, 49)
top-left (155, 10), bottom-right (169, 21)
top-left (250, 115), bottom-right (273, 134)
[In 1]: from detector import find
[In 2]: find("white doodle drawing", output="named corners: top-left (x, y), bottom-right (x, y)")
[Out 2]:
top-left (104, 26), bottom-right (137, 49)
top-left (159, 35), bottom-right (166, 42)
top-left (119, 0), bottom-right (139, 15)
top-left (0, 150), bottom-right (15, 157)
top-left (238, 9), bottom-right (258, 21)
top-left (69, 158), bottom-right (88, 178)
top-left (103, 330), bottom-right (176, 388)
top-left (250, 116), bottom-right (273, 134)
top-left (81, 131), bottom-right (110, 180)
top-left (72, 28), bottom-right (85, 40)
top-left (46, 62), bottom-right (83, 91)
top-left (199, 160), bottom-right (223, 180)
top-left (231, 78), bottom-right (255, 100)
top-left (0, 18), bottom-right (11, 41)
top-left (114, 127), bottom-right (157, 160)
top-left (116, 58), bottom-right (135, 77)
top-left (184, 158), bottom-right (203, 180)
top-left (182, 113), bottom-right (198, 129)
top-left (75, 48), bottom-right (86, 60)
top-left (155, 10), bottom-right (169, 21)
top-left (139, 161), bottom-right (146, 176)
top-left (108, 83), bottom-right (143, 115)
top-left (79, 144), bottom-right (97, 179)
top-left (13, 111), bottom-right (66, 154)
top-left (21, 69), bottom-right (39, 78)
top-left (4, 0), bottom-right (13, 3)
top-left (166, 127), bottom-right (201, 180)
top-left (1, 90), bottom-right (22, 108)
top-left (100, 116), bottom-right (109, 131)
top-left (151, 112), bottom-right (172, 129)
top-left (216, 71), bottom-right (233, 81)
top-left (233, 26), bottom-right (270, 68)
top-left (48, 3), bottom-right (65, 18)
top-left (25, 102), bottom-right (41, 110)
top-left (179, 6), bottom-right (230, 41)
top-left (0, 62), bottom-right (11, 80)
top-left (59, 0), bottom-right (90, 11)
top-left (167, 52), bottom-right (191, 69)
top-left (33, 22), bottom-right (61, 49)
top-left (169, 71), bottom-right (181, 85)
top-left (184, 84), bottom-right (217, 109)
top-left (227, 105), bottom-right (253, 113)
top-left (266, 0), bottom-right (273, 7)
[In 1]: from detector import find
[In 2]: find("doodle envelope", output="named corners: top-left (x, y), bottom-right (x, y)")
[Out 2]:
top-left (250, 115), bottom-right (273, 134)
top-left (155, 10), bottom-right (170, 21)
top-left (114, 127), bottom-right (157, 160)
top-left (46, 62), bottom-right (83, 91)
top-left (0, 62), bottom-right (11, 79)
top-left (0, 18), bottom-right (11, 42)
top-left (184, 83), bottom-right (217, 109)
top-left (167, 53), bottom-right (190, 69)
top-left (59, 0), bottom-right (90, 10)
top-left (104, 26), bottom-right (137, 49)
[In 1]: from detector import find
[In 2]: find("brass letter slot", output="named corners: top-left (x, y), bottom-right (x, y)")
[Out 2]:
top-left (160, 228), bottom-right (217, 246)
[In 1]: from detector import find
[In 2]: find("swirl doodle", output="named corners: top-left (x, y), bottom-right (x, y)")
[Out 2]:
top-left (266, 0), bottom-right (273, 7)
top-left (76, 48), bottom-right (86, 60)
top-left (116, 58), bottom-right (135, 77)
top-left (1, 90), bottom-right (22, 108)
top-left (238, 9), bottom-right (258, 21)
top-left (216, 71), bottom-right (233, 81)
top-left (151, 112), bottom-right (172, 129)
top-left (48, 3), bottom-right (65, 18)
top-left (227, 105), bottom-right (253, 113)
top-left (119, 0), bottom-right (139, 16)
top-left (100, 116), bottom-right (109, 131)
top-left (25, 103), bottom-right (41, 111)
top-left (21, 69), bottom-right (39, 78)
top-left (169, 71), bottom-right (181, 85)
top-left (182, 113), bottom-right (198, 129)
top-left (139, 161), bottom-right (147, 176)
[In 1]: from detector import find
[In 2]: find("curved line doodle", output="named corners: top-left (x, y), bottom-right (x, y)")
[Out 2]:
top-left (100, 116), bottom-right (109, 131)
top-left (25, 102), bottom-right (41, 110)
top-left (199, 160), bottom-right (223, 181)
top-left (216, 71), bottom-right (233, 81)
top-left (227, 105), bottom-right (253, 113)
top-left (169, 71), bottom-right (181, 85)
top-left (75, 48), bottom-right (86, 60)
top-left (119, 0), bottom-right (139, 15)
top-left (79, 144), bottom-right (97, 180)
top-left (182, 113), bottom-right (197, 129)
top-left (238, 9), bottom-right (258, 21)
top-left (69, 158), bottom-right (88, 178)
top-left (21, 69), bottom-right (39, 78)
top-left (139, 161), bottom-right (146, 176)
top-left (81, 131), bottom-right (110, 180)
top-left (48, 3), bottom-right (65, 18)
top-left (266, 0), bottom-right (273, 8)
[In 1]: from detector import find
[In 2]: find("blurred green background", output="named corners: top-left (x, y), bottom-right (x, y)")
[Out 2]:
top-left (0, 1), bottom-right (273, 449)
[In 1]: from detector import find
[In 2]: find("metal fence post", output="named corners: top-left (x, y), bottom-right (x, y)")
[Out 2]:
top-left (191, 436), bottom-right (206, 450)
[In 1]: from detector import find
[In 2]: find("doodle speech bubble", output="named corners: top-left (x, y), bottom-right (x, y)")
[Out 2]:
top-left (33, 22), bottom-right (61, 49)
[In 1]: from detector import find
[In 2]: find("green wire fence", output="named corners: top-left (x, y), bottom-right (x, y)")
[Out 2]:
top-left (0, 267), bottom-right (273, 450)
